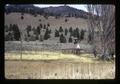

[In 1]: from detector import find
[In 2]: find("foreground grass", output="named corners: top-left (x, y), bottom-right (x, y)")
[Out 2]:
top-left (5, 51), bottom-right (115, 63)
top-left (5, 60), bottom-right (115, 79)
top-left (5, 51), bottom-right (115, 79)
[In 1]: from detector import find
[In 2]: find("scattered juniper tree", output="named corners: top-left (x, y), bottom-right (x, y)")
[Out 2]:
top-left (59, 34), bottom-right (67, 43)
top-left (47, 23), bottom-right (50, 27)
top-left (44, 24), bottom-right (46, 29)
top-left (12, 24), bottom-right (20, 41)
top-left (55, 29), bottom-right (60, 37)
top-left (69, 36), bottom-right (73, 43)
top-left (80, 29), bottom-right (85, 41)
top-left (65, 18), bottom-right (68, 22)
top-left (59, 26), bottom-right (63, 32)
top-left (69, 27), bottom-right (73, 33)
top-left (44, 28), bottom-right (51, 40)
top-left (39, 23), bottom-right (42, 28)
top-left (21, 15), bottom-right (24, 20)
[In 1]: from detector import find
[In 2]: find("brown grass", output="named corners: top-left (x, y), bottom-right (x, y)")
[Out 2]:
top-left (5, 51), bottom-right (115, 79)
top-left (5, 60), bottom-right (115, 79)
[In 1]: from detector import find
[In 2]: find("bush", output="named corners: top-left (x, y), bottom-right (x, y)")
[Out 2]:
top-left (39, 23), bottom-right (42, 28)
top-left (88, 33), bottom-right (92, 43)
top-left (44, 24), bottom-right (46, 29)
top-left (44, 28), bottom-right (51, 40)
top-left (73, 28), bottom-right (79, 38)
top-left (59, 34), bottom-right (66, 43)
top-left (21, 15), bottom-right (24, 20)
top-left (65, 18), bottom-right (68, 22)
top-left (59, 26), bottom-right (63, 32)
top-left (55, 29), bottom-right (59, 37)
top-left (47, 23), bottom-right (50, 27)
top-left (69, 27), bottom-right (73, 33)
top-left (5, 31), bottom-right (14, 41)
top-left (80, 29), bottom-right (85, 40)
top-left (69, 36), bottom-right (72, 43)
top-left (12, 24), bottom-right (20, 41)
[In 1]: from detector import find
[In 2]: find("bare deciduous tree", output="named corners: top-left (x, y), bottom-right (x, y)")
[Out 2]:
top-left (86, 5), bottom-right (115, 60)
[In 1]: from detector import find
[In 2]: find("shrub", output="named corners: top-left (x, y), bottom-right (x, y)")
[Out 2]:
top-left (69, 36), bottom-right (72, 43)
top-left (47, 23), bottom-right (50, 27)
top-left (65, 18), bottom-right (68, 22)
top-left (59, 34), bottom-right (66, 43)
top-left (55, 29), bottom-right (59, 37)
top-left (44, 28), bottom-right (51, 40)
top-left (69, 27), bottom-right (73, 33)
top-left (21, 15), bottom-right (24, 20)
top-left (59, 26), bottom-right (63, 32)
top-left (80, 29), bottom-right (85, 40)
top-left (12, 24), bottom-right (20, 41)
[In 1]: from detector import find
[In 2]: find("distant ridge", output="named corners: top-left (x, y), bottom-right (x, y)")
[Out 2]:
top-left (5, 4), bottom-right (94, 19)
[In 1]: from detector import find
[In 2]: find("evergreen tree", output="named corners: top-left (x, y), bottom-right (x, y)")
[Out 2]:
top-left (69, 27), bottom-right (73, 33)
top-left (12, 24), bottom-right (20, 41)
top-left (39, 23), bottom-right (42, 28)
top-left (65, 18), bottom-right (68, 22)
top-left (69, 36), bottom-right (72, 43)
top-left (80, 29), bottom-right (85, 40)
top-left (59, 26), bottom-right (63, 32)
top-left (21, 15), bottom-right (24, 20)
top-left (88, 33), bottom-right (92, 43)
top-left (59, 34), bottom-right (66, 43)
top-left (44, 24), bottom-right (46, 29)
top-left (47, 23), bottom-right (50, 27)
top-left (55, 29), bottom-right (59, 37)
top-left (44, 28), bottom-right (51, 40)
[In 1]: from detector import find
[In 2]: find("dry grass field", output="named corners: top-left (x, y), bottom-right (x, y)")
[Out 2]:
top-left (5, 41), bottom-right (115, 79)
top-left (5, 61), bottom-right (115, 79)
top-left (5, 51), bottom-right (115, 79)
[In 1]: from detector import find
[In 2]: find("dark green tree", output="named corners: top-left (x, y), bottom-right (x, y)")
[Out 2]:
top-left (12, 24), bottom-right (20, 41)
top-left (44, 28), bottom-right (51, 40)
top-left (80, 29), bottom-right (85, 40)
top-left (69, 27), bottom-right (73, 33)
top-left (59, 34), bottom-right (66, 43)
top-left (21, 15), bottom-right (24, 20)
top-left (55, 29), bottom-right (59, 37)
top-left (59, 26), bottom-right (63, 32)
top-left (69, 36), bottom-right (72, 43)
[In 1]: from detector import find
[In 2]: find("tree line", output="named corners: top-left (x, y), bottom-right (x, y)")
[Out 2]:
top-left (5, 24), bottom-right (92, 44)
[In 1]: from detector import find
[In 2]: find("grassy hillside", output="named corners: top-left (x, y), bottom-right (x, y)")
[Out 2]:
top-left (5, 13), bottom-right (88, 30)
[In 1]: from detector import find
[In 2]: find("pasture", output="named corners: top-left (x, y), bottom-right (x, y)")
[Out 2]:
top-left (5, 41), bottom-right (115, 79)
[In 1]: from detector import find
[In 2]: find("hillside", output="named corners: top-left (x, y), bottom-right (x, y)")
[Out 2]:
top-left (5, 4), bottom-right (91, 19)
